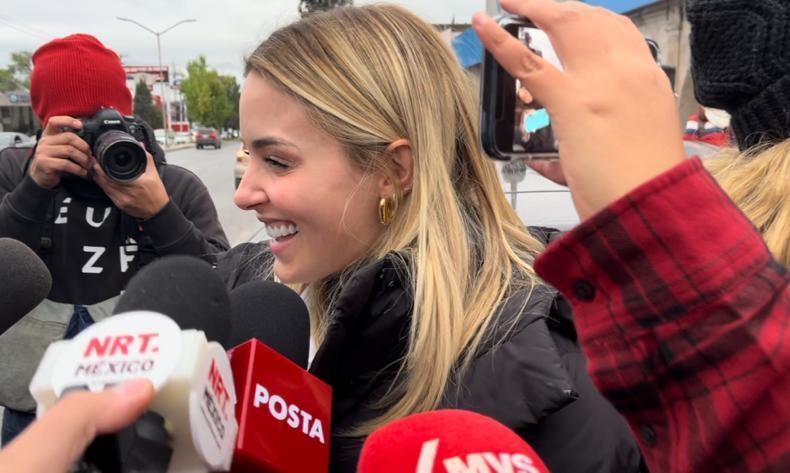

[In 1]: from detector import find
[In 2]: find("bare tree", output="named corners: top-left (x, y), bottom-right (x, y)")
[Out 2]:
top-left (299, 0), bottom-right (353, 17)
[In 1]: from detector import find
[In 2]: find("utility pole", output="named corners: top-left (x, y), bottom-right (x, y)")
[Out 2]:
top-left (116, 17), bottom-right (196, 146)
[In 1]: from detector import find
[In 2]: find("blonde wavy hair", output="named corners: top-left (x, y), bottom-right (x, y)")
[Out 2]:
top-left (245, 5), bottom-right (545, 433)
top-left (705, 141), bottom-right (790, 265)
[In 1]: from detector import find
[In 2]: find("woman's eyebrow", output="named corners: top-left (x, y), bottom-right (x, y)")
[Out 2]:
top-left (248, 136), bottom-right (299, 151)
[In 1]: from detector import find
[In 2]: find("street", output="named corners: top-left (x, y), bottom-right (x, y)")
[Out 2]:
top-left (165, 141), bottom-right (262, 245)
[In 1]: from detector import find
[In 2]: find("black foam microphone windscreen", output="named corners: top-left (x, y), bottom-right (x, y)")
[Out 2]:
top-left (0, 238), bottom-right (52, 335)
top-left (227, 280), bottom-right (310, 369)
top-left (113, 255), bottom-right (231, 345)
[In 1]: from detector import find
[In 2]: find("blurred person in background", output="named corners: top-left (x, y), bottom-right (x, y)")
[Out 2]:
top-left (0, 34), bottom-right (228, 444)
top-left (683, 106), bottom-right (731, 147)
top-left (688, 0), bottom-right (790, 265)
top-left (222, 4), bottom-right (643, 472)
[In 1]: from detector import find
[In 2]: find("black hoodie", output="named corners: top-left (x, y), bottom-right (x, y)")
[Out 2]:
top-left (0, 143), bottom-right (229, 304)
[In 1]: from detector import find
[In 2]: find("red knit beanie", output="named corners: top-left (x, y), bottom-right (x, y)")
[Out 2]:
top-left (30, 34), bottom-right (132, 128)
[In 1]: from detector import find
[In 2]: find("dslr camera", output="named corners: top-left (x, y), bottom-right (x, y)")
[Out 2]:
top-left (75, 108), bottom-right (156, 182)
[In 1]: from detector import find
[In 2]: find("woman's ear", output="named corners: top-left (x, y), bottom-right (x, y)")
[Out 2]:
top-left (379, 138), bottom-right (414, 195)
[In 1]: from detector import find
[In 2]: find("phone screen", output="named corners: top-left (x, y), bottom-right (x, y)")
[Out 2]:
top-left (480, 17), bottom-right (562, 160)
top-left (512, 25), bottom-right (563, 156)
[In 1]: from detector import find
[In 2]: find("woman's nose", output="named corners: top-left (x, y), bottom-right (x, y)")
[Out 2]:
top-left (233, 171), bottom-right (268, 211)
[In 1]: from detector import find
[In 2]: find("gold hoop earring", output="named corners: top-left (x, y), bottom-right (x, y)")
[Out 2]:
top-left (378, 196), bottom-right (396, 225)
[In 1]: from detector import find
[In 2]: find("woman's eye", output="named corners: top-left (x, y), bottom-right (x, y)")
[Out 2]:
top-left (264, 156), bottom-right (289, 169)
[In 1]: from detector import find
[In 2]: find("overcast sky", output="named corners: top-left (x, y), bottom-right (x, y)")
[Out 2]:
top-left (0, 0), bottom-right (487, 82)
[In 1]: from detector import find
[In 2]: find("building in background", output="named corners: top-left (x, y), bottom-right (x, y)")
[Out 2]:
top-left (440, 1), bottom-right (587, 90)
top-left (621, 1), bottom-right (698, 125)
top-left (435, 22), bottom-right (481, 89)
top-left (585, 0), bottom-right (698, 124)
top-left (0, 91), bottom-right (37, 134)
top-left (124, 65), bottom-right (188, 132)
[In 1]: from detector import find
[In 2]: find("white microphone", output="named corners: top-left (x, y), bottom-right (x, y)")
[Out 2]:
top-left (29, 256), bottom-right (237, 472)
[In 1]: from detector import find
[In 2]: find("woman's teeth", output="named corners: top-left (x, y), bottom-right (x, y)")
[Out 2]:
top-left (265, 223), bottom-right (299, 239)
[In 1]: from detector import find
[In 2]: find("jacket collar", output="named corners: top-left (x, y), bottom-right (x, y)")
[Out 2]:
top-left (309, 253), bottom-right (410, 385)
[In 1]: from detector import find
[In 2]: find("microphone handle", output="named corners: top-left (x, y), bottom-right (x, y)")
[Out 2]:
top-left (77, 410), bottom-right (172, 472)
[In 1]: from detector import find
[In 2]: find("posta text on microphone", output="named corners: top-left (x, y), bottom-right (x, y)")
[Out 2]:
top-left (358, 410), bottom-right (550, 473)
top-left (228, 338), bottom-right (332, 472)
top-left (226, 280), bottom-right (331, 473)
top-left (29, 256), bottom-right (239, 472)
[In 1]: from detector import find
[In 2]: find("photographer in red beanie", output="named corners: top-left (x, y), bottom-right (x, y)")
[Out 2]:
top-left (30, 34), bottom-right (134, 136)
top-left (0, 34), bottom-right (229, 444)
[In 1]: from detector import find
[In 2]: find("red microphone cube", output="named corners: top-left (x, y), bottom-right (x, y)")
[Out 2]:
top-left (229, 340), bottom-right (332, 472)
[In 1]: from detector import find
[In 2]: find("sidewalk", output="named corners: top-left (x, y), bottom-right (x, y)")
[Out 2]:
top-left (162, 139), bottom-right (238, 153)
top-left (163, 143), bottom-right (194, 153)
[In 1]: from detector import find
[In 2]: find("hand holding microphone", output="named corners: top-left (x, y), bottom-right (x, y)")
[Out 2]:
top-left (26, 257), bottom-right (332, 472)
top-left (0, 379), bottom-right (154, 473)
top-left (28, 255), bottom-right (238, 472)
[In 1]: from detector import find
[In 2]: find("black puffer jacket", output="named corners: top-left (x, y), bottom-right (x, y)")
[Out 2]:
top-left (218, 243), bottom-right (643, 473)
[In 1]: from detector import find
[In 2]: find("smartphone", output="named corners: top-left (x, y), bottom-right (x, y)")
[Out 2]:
top-left (480, 17), bottom-right (662, 161)
top-left (480, 16), bottom-right (562, 161)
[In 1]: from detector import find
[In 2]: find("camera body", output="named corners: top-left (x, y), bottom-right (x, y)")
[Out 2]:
top-left (76, 108), bottom-right (155, 182)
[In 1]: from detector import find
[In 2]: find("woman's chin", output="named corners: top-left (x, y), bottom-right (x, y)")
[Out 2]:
top-left (275, 261), bottom-right (337, 287)
top-left (273, 262), bottom-right (306, 285)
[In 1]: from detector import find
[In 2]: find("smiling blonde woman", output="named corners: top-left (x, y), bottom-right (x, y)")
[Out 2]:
top-left (218, 5), bottom-right (642, 472)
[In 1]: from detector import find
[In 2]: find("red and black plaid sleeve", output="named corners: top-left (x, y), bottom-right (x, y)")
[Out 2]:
top-left (535, 158), bottom-right (789, 473)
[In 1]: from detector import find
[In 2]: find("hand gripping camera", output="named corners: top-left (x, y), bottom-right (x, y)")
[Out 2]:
top-left (75, 108), bottom-right (157, 182)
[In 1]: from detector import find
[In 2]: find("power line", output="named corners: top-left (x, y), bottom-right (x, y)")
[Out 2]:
top-left (0, 14), bottom-right (52, 38)
top-left (0, 15), bottom-right (51, 41)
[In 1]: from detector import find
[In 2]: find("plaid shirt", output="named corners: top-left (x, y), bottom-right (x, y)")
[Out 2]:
top-left (535, 158), bottom-right (789, 473)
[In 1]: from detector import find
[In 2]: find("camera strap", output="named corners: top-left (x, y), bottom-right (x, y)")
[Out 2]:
top-left (125, 161), bottom-right (167, 273)
top-left (122, 213), bottom-right (156, 273)
top-left (18, 143), bottom-right (55, 268)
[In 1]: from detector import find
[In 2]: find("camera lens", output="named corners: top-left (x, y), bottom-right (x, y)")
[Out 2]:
top-left (94, 130), bottom-right (147, 182)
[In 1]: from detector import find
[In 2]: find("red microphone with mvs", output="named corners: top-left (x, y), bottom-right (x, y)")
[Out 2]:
top-left (358, 409), bottom-right (550, 473)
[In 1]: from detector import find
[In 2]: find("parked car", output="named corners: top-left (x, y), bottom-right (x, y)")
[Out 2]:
top-left (0, 132), bottom-right (35, 148)
top-left (154, 129), bottom-right (166, 146)
top-left (221, 129), bottom-right (239, 140)
top-left (174, 132), bottom-right (192, 145)
top-left (235, 144), bottom-right (249, 189)
top-left (499, 160), bottom-right (579, 231)
top-left (195, 127), bottom-right (221, 149)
